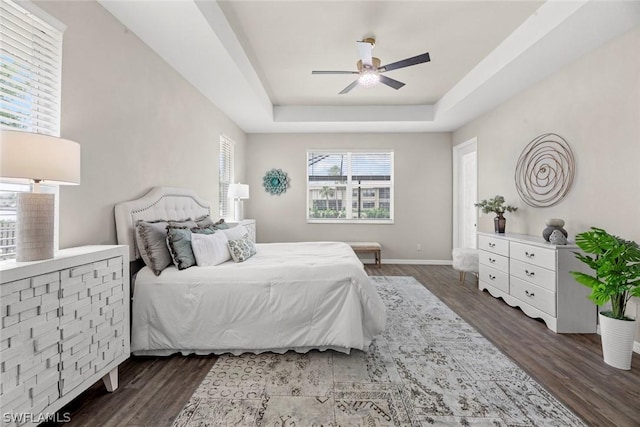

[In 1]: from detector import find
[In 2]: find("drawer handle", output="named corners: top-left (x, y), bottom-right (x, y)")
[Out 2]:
top-left (525, 290), bottom-right (535, 298)
top-left (488, 258), bottom-right (496, 263)
top-left (488, 243), bottom-right (496, 248)
top-left (489, 274), bottom-right (496, 280)
top-left (525, 270), bottom-right (535, 277)
top-left (525, 251), bottom-right (535, 258)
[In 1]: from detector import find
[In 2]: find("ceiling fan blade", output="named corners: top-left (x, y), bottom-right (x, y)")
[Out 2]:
top-left (339, 80), bottom-right (359, 95)
top-left (379, 75), bottom-right (405, 90)
top-left (379, 52), bottom-right (430, 72)
top-left (356, 40), bottom-right (373, 66)
top-left (312, 70), bottom-right (359, 74)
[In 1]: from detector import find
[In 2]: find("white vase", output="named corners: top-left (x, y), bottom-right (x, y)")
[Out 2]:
top-left (599, 312), bottom-right (638, 370)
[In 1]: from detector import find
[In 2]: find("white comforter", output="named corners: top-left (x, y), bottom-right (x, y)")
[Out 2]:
top-left (131, 242), bottom-right (386, 356)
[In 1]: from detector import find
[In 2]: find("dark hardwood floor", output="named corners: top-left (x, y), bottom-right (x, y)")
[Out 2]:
top-left (366, 265), bottom-right (640, 427)
top-left (47, 265), bottom-right (640, 427)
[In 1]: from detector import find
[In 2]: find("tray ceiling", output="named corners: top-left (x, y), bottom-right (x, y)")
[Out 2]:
top-left (99, 0), bottom-right (640, 133)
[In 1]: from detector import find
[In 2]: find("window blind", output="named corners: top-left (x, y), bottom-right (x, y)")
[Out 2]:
top-left (219, 135), bottom-right (235, 219)
top-left (0, 0), bottom-right (64, 136)
top-left (0, 1), bottom-right (63, 259)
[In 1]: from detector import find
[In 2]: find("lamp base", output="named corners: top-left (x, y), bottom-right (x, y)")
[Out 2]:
top-left (234, 199), bottom-right (244, 222)
top-left (16, 192), bottom-right (55, 262)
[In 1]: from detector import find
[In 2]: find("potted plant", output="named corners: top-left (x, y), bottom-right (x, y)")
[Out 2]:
top-left (571, 227), bottom-right (640, 370)
top-left (474, 195), bottom-right (518, 233)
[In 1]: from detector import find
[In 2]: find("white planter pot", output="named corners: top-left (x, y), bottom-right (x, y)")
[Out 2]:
top-left (599, 312), bottom-right (638, 370)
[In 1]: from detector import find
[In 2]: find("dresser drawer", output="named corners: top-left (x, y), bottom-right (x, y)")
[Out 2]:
top-left (479, 250), bottom-right (509, 273)
top-left (478, 235), bottom-right (509, 256)
top-left (479, 264), bottom-right (509, 293)
top-left (510, 242), bottom-right (556, 270)
top-left (510, 259), bottom-right (556, 292)
top-left (510, 277), bottom-right (556, 316)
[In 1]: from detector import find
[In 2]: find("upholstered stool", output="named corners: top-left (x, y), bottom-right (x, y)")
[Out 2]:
top-left (346, 242), bottom-right (382, 267)
top-left (452, 248), bottom-right (479, 284)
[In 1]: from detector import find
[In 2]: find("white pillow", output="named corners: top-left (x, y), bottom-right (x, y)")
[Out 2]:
top-left (191, 232), bottom-right (230, 266)
top-left (221, 225), bottom-right (247, 241)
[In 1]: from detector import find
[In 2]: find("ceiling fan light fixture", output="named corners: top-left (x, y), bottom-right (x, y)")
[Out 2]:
top-left (312, 39), bottom-right (430, 94)
top-left (358, 69), bottom-right (380, 88)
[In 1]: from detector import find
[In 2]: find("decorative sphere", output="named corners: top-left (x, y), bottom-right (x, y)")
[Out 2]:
top-left (543, 226), bottom-right (568, 242)
top-left (549, 229), bottom-right (568, 245)
top-left (545, 218), bottom-right (565, 227)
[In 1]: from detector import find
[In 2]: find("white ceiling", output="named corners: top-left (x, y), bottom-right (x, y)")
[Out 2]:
top-left (99, 0), bottom-right (640, 133)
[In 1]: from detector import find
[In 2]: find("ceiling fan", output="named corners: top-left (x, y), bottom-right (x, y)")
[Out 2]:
top-left (312, 38), bottom-right (430, 94)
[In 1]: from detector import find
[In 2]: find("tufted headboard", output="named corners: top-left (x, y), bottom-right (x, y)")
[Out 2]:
top-left (114, 186), bottom-right (211, 261)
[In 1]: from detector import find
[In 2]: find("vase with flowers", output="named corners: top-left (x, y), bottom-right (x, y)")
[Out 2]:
top-left (474, 195), bottom-right (518, 234)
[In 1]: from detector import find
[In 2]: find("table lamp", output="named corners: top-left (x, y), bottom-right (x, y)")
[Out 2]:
top-left (0, 130), bottom-right (81, 262)
top-left (227, 183), bottom-right (249, 221)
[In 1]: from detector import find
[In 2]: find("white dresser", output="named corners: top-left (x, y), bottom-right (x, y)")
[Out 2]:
top-left (0, 246), bottom-right (129, 426)
top-left (477, 232), bottom-right (596, 333)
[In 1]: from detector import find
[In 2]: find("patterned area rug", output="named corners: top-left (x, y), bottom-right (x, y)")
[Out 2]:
top-left (172, 276), bottom-right (584, 426)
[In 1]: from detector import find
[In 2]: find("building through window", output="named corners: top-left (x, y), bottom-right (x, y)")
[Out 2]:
top-left (307, 151), bottom-right (393, 222)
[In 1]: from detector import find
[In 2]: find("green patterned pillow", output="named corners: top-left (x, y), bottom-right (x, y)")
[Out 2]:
top-left (227, 233), bottom-right (256, 263)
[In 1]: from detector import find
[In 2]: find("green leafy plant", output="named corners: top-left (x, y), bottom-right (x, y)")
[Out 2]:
top-left (474, 195), bottom-right (518, 215)
top-left (571, 227), bottom-right (640, 320)
top-left (362, 208), bottom-right (390, 219)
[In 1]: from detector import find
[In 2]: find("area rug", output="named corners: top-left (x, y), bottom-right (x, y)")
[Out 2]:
top-left (172, 276), bottom-right (584, 426)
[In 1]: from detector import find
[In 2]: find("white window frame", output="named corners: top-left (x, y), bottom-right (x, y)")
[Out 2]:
top-left (0, 0), bottom-right (65, 260)
top-left (219, 134), bottom-right (235, 220)
top-left (306, 150), bottom-right (394, 224)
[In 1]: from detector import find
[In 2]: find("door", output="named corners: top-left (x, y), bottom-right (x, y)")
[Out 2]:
top-left (453, 138), bottom-right (478, 249)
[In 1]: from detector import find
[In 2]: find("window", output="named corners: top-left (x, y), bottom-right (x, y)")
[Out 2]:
top-left (1, 0), bottom-right (64, 135)
top-left (307, 151), bottom-right (393, 223)
top-left (0, 0), bottom-right (64, 260)
top-left (218, 135), bottom-right (235, 219)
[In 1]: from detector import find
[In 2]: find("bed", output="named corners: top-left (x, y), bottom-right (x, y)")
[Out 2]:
top-left (114, 186), bottom-right (386, 356)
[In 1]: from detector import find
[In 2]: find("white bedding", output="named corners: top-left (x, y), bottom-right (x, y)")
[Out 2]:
top-left (131, 241), bottom-right (386, 356)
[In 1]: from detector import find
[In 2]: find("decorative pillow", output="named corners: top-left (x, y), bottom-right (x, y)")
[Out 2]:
top-left (221, 225), bottom-right (247, 241)
top-left (191, 232), bottom-right (230, 266)
top-left (192, 226), bottom-right (216, 235)
top-left (168, 219), bottom-right (197, 229)
top-left (213, 218), bottom-right (229, 230)
top-left (135, 220), bottom-right (172, 275)
top-left (194, 215), bottom-right (229, 230)
top-left (166, 226), bottom-right (196, 270)
top-left (227, 233), bottom-right (256, 263)
top-left (195, 214), bottom-right (215, 228)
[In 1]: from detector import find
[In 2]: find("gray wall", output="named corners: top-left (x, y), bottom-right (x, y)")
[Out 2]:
top-left (245, 133), bottom-right (453, 262)
top-left (453, 27), bottom-right (640, 340)
top-left (36, 1), bottom-right (246, 249)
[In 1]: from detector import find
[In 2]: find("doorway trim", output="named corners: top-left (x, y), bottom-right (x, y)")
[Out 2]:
top-left (453, 137), bottom-right (478, 249)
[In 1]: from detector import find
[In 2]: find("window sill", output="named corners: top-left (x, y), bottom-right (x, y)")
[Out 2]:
top-left (307, 219), bottom-right (395, 225)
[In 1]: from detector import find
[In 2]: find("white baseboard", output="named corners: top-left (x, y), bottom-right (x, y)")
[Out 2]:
top-left (362, 259), bottom-right (452, 265)
top-left (386, 259), bottom-right (453, 265)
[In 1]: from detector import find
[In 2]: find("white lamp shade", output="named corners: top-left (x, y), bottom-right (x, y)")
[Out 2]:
top-left (228, 183), bottom-right (249, 199)
top-left (0, 130), bottom-right (81, 185)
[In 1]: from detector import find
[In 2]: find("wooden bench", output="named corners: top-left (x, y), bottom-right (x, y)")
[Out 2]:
top-left (346, 242), bottom-right (382, 267)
